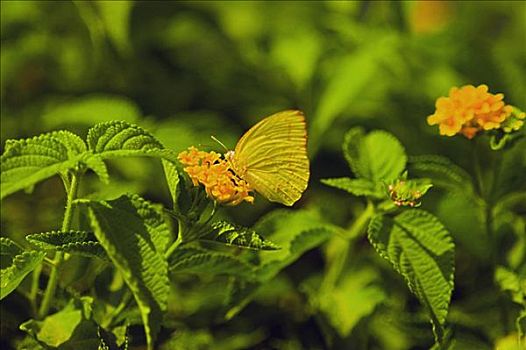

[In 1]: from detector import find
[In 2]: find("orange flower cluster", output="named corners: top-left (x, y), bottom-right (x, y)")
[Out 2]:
top-left (427, 84), bottom-right (514, 139)
top-left (177, 146), bottom-right (254, 205)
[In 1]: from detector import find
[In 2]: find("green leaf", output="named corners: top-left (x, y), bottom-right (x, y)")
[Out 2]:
top-left (203, 221), bottom-right (280, 250)
top-left (169, 248), bottom-right (256, 280)
top-left (367, 209), bottom-right (454, 342)
top-left (343, 128), bottom-right (368, 178)
top-left (51, 131), bottom-right (88, 156)
top-left (98, 326), bottom-right (129, 350)
top-left (87, 121), bottom-right (162, 155)
top-left (306, 268), bottom-right (385, 337)
top-left (42, 95), bottom-right (140, 129)
top-left (20, 297), bottom-right (99, 349)
top-left (88, 121), bottom-right (180, 164)
top-left (311, 43), bottom-right (389, 149)
top-left (1, 240), bottom-right (46, 300)
top-left (225, 210), bottom-right (336, 319)
top-left (26, 231), bottom-right (107, 260)
top-left (321, 177), bottom-right (384, 198)
top-left (408, 155), bottom-right (474, 193)
top-left (270, 27), bottom-right (321, 88)
top-left (495, 137), bottom-right (526, 199)
top-left (495, 266), bottom-right (525, 305)
top-left (0, 236), bottom-right (23, 269)
top-left (1, 131), bottom-right (87, 199)
top-left (38, 308), bottom-right (82, 347)
top-left (343, 128), bottom-right (407, 182)
top-left (226, 228), bottom-right (333, 320)
top-left (85, 194), bottom-right (170, 350)
top-left (162, 159), bottom-right (180, 211)
top-left (84, 155), bottom-right (110, 184)
top-left (95, 1), bottom-right (133, 56)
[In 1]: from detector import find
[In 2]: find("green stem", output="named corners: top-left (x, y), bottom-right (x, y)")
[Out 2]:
top-left (38, 172), bottom-right (81, 319)
top-left (29, 264), bottom-right (43, 315)
top-left (102, 290), bottom-right (132, 328)
top-left (472, 140), bottom-right (497, 253)
top-left (472, 140), bottom-right (485, 197)
top-left (322, 200), bottom-right (375, 292)
top-left (164, 220), bottom-right (185, 259)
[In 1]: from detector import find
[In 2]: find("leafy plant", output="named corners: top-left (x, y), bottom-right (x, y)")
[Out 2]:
top-left (321, 128), bottom-right (454, 346)
top-left (2, 1), bottom-right (525, 349)
top-left (0, 121), bottom-right (287, 349)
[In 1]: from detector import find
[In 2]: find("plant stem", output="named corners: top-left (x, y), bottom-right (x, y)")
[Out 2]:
top-left (164, 220), bottom-right (184, 259)
top-left (321, 200), bottom-right (375, 292)
top-left (38, 172), bottom-right (80, 319)
top-left (102, 290), bottom-right (132, 328)
top-left (472, 140), bottom-right (498, 258)
top-left (29, 264), bottom-right (43, 315)
top-left (472, 139), bottom-right (485, 197)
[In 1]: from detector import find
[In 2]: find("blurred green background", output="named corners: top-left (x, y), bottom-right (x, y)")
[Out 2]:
top-left (1, 1), bottom-right (525, 349)
top-left (2, 0), bottom-right (524, 224)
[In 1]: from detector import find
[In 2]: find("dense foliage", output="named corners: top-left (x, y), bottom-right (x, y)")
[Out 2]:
top-left (1, 1), bottom-right (525, 349)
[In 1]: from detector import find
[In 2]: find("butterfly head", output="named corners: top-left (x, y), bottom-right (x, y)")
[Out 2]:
top-left (225, 150), bottom-right (235, 161)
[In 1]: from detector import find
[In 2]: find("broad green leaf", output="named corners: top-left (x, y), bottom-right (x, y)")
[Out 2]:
top-left (435, 192), bottom-right (488, 260)
top-left (203, 221), bottom-right (280, 251)
top-left (51, 131), bottom-right (88, 156)
top-left (1, 240), bottom-right (46, 299)
top-left (169, 248), bottom-right (256, 280)
top-left (495, 266), bottom-right (525, 305)
top-left (87, 121), bottom-right (180, 164)
top-left (1, 131), bottom-right (88, 199)
top-left (86, 194), bottom-right (170, 350)
top-left (321, 177), bottom-right (384, 198)
top-left (20, 297), bottom-right (98, 349)
top-left (159, 328), bottom-right (213, 350)
top-left (270, 27), bottom-right (321, 88)
top-left (408, 155), bottom-right (474, 193)
top-left (0, 236), bottom-right (22, 269)
top-left (158, 326), bottom-right (264, 350)
top-left (257, 227), bottom-right (334, 281)
top-left (256, 210), bottom-right (337, 272)
top-left (225, 210), bottom-right (336, 319)
top-left (311, 43), bottom-right (389, 149)
top-left (306, 268), bottom-right (386, 337)
top-left (226, 228), bottom-right (333, 317)
top-left (364, 130), bottom-right (407, 182)
top-left (342, 128), bottom-right (368, 178)
top-left (38, 308), bottom-right (82, 347)
top-left (26, 231), bottom-right (107, 260)
top-left (42, 95), bottom-right (140, 129)
top-left (367, 210), bottom-right (454, 342)
top-left (95, 1), bottom-right (133, 55)
top-left (343, 128), bottom-right (407, 183)
top-left (87, 121), bottom-right (162, 154)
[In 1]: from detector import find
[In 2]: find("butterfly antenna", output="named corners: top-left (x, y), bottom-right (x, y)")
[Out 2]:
top-left (210, 135), bottom-right (229, 152)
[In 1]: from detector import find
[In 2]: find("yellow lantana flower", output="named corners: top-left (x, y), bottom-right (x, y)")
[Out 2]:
top-left (427, 84), bottom-right (514, 139)
top-left (178, 146), bottom-right (254, 206)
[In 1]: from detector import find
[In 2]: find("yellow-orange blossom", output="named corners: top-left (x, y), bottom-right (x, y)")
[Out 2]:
top-left (178, 146), bottom-right (254, 205)
top-left (427, 84), bottom-right (513, 139)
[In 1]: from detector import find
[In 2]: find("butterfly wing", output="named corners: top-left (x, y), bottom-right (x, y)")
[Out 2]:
top-left (232, 110), bottom-right (309, 206)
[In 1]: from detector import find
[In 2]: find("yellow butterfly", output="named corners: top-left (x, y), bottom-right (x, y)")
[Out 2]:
top-left (226, 110), bottom-right (310, 206)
